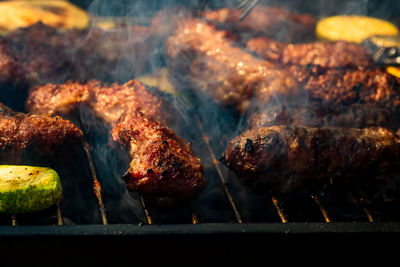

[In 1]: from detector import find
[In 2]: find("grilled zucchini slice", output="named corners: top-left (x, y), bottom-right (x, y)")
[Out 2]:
top-left (0, 0), bottom-right (89, 35)
top-left (0, 165), bottom-right (63, 213)
top-left (316, 15), bottom-right (399, 43)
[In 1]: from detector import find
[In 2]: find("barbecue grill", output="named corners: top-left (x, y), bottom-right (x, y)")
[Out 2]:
top-left (2, 107), bottom-right (400, 263)
top-left (2, 0), bottom-right (400, 264)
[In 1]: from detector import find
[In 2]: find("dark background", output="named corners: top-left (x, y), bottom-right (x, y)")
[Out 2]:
top-left (70, 0), bottom-right (400, 19)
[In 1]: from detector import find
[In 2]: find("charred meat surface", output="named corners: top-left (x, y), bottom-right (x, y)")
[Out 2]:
top-left (224, 126), bottom-right (400, 195)
top-left (200, 6), bottom-right (316, 42)
top-left (4, 22), bottom-right (76, 85)
top-left (0, 22), bottom-right (153, 87)
top-left (27, 79), bottom-right (205, 207)
top-left (286, 66), bottom-right (400, 110)
top-left (246, 37), bottom-right (373, 69)
top-left (0, 37), bottom-right (27, 86)
top-left (166, 17), bottom-right (400, 114)
top-left (26, 80), bottom-right (165, 125)
top-left (166, 18), bottom-right (298, 113)
top-left (0, 102), bottom-right (83, 164)
top-left (111, 112), bottom-right (205, 208)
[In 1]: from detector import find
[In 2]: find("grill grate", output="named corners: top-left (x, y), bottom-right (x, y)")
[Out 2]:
top-left (3, 110), bottom-right (400, 233)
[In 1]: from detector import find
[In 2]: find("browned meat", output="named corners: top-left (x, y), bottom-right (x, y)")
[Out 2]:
top-left (166, 17), bottom-right (400, 114)
top-left (0, 22), bottom-right (153, 87)
top-left (248, 103), bottom-right (399, 130)
top-left (27, 79), bottom-right (205, 207)
top-left (223, 126), bottom-right (400, 195)
top-left (286, 66), bottom-right (400, 110)
top-left (0, 103), bottom-right (83, 164)
top-left (166, 18), bottom-right (298, 113)
top-left (200, 6), bottom-right (316, 42)
top-left (0, 37), bottom-right (27, 86)
top-left (111, 112), bottom-right (205, 207)
top-left (150, 6), bottom-right (192, 47)
top-left (4, 22), bottom-right (77, 85)
top-left (246, 37), bottom-right (373, 68)
top-left (26, 80), bottom-right (165, 125)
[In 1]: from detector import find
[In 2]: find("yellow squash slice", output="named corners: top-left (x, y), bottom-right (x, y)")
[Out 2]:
top-left (316, 15), bottom-right (399, 43)
top-left (0, 0), bottom-right (89, 35)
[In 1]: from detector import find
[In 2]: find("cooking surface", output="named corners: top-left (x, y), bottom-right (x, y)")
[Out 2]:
top-left (0, 104), bottom-right (399, 229)
top-left (0, 0), bottom-right (400, 237)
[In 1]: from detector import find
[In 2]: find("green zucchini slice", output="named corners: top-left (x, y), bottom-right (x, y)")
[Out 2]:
top-left (0, 165), bottom-right (63, 213)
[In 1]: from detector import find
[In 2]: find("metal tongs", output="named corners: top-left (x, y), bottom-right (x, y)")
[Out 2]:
top-left (237, 0), bottom-right (259, 21)
top-left (362, 35), bottom-right (400, 66)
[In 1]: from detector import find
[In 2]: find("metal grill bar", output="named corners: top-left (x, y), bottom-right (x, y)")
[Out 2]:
top-left (354, 192), bottom-right (375, 222)
top-left (56, 203), bottom-right (64, 226)
top-left (188, 205), bottom-right (198, 224)
top-left (271, 197), bottom-right (287, 223)
top-left (83, 141), bottom-right (108, 225)
top-left (11, 214), bottom-right (17, 226)
top-left (140, 195), bottom-right (153, 224)
top-left (311, 194), bottom-right (331, 223)
top-left (195, 116), bottom-right (243, 223)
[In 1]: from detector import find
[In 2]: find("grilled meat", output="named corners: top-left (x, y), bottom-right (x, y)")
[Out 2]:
top-left (150, 6), bottom-right (193, 52)
top-left (4, 22), bottom-right (77, 85)
top-left (200, 6), bottom-right (316, 42)
top-left (248, 103), bottom-right (398, 130)
top-left (224, 126), bottom-right (400, 195)
top-left (0, 37), bottom-right (27, 86)
top-left (166, 18), bottom-right (298, 113)
top-left (246, 37), bottom-right (373, 69)
top-left (27, 79), bottom-right (205, 207)
top-left (0, 22), bottom-right (152, 87)
top-left (26, 80), bottom-right (165, 125)
top-left (0, 103), bottom-right (83, 164)
top-left (286, 65), bottom-right (400, 110)
top-left (166, 17), bottom-right (400, 114)
top-left (112, 112), bottom-right (205, 207)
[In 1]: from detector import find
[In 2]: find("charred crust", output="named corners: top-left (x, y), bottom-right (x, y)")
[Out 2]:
top-left (172, 160), bottom-right (182, 168)
top-left (161, 140), bottom-right (169, 146)
top-left (245, 138), bottom-right (253, 153)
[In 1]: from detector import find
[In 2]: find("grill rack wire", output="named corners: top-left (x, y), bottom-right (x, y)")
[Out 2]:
top-left (2, 114), bottom-right (400, 230)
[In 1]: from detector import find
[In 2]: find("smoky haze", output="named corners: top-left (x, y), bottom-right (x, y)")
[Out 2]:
top-left (16, 0), bottom-right (399, 223)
